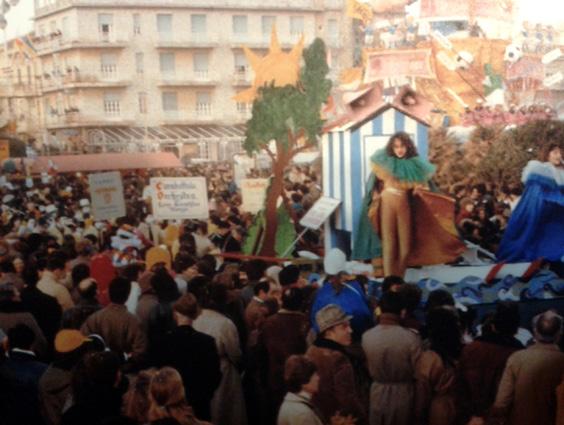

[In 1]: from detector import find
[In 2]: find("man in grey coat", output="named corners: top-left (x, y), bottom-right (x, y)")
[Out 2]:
top-left (362, 291), bottom-right (421, 425)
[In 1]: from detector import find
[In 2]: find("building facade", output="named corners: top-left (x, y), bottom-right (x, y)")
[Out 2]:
top-left (3, 0), bottom-right (351, 159)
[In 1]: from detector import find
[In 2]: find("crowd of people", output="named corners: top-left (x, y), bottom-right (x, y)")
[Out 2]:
top-left (460, 103), bottom-right (557, 128)
top-left (0, 154), bottom-right (562, 425)
top-left (449, 182), bottom-right (523, 254)
top-left (0, 238), bottom-right (563, 425)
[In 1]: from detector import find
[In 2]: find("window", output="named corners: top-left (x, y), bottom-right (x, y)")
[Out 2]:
top-left (162, 92), bottom-right (178, 112)
top-left (327, 19), bottom-right (339, 41)
top-left (138, 92), bottom-right (147, 114)
top-left (198, 142), bottom-right (209, 159)
top-left (234, 51), bottom-right (248, 77)
top-left (135, 52), bottom-right (144, 74)
top-left (157, 14), bottom-right (173, 40)
top-left (290, 16), bottom-right (304, 36)
top-left (262, 16), bottom-right (276, 36)
top-left (193, 52), bottom-right (208, 78)
top-left (62, 17), bottom-right (69, 38)
top-left (232, 15), bottom-right (247, 35)
top-left (191, 14), bottom-right (207, 33)
top-left (103, 92), bottom-right (120, 116)
top-left (133, 14), bottom-right (141, 35)
top-left (159, 52), bottom-right (176, 76)
top-left (100, 53), bottom-right (117, 79)
top-left (98, 14), bottom-right (113, 40)
top-left (196, 92), bottom-right (211, 115)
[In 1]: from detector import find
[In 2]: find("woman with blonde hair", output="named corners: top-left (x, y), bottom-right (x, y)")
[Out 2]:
top-left (123, 368), bottom-right (157, 424)
top-left (148, 367), bottom-right (208, 425)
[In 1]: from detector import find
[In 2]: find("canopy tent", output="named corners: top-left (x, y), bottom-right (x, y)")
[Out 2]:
top-left (30, 152), bottom-right (183, 174)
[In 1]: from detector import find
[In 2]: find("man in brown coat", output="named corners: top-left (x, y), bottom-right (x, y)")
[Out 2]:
top-left (260, 287), bottom-right (309, 420)
top-left (490, 310), bottom-right (564, 425)
top-left (306, 304), bottom-right (367, 425)
top-left (81, 277), bottom-right (146, 368)
top-left (244, 280), bottom-right (272, 336)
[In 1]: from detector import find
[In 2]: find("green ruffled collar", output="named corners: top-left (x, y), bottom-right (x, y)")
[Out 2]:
top-left (371, 148), bottom-right (435, 183)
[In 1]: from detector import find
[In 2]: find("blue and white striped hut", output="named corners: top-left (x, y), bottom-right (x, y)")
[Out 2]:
top-left (321, 87), bottom-right (432, 256)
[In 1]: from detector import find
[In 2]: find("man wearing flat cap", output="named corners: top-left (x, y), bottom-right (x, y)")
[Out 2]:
top-left (306, 304), bottom-right (367, 425)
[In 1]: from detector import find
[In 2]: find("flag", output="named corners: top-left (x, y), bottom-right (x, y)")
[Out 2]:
top-left (14, 35), bottom-right (37, 61)
top-left (346, 0), bottom-right (374, 25)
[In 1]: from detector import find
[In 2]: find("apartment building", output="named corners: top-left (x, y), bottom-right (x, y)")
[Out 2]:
top-left (0, 35), bottom-right (43, 139)
top-left (25, 0), bottom-right (350, 159)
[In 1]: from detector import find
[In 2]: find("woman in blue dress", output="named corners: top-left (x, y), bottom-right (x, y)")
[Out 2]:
top-left (497, 144), bottom-right (564, 262)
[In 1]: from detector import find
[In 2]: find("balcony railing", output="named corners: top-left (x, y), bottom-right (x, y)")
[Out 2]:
top-left (196, 103), bottom-right (212, 116)
top-left (41, 68), bottom-right (128, 92)
top-left (156, 34), bottom-right (219, 48)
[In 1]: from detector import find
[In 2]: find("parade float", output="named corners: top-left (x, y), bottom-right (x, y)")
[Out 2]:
top-left (233, 1), bottom-right (563, 309)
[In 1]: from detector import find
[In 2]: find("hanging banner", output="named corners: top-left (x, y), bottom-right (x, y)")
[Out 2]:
top-left (88, 171), bottom-right (126, 221)
top-left (241, 179), bottom-right (269, 214)
top-left (364, 49), bottom-right (435, 83)
top-left (300, 197), bottom-right (342, 230)
top-left (0, 139), bottom-right (10, 162)
top-left (151, 177), bottom-right (209, 220)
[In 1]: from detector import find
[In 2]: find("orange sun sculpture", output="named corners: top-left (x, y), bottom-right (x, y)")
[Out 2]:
top-left (233, 27), bottom-right (304, 103)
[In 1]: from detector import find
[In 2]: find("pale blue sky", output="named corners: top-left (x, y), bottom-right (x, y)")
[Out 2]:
top-left (1, 0), bottom-right (563, 39)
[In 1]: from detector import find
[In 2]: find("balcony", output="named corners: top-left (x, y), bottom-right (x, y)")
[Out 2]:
top-left (45, 111), bottom-right (134, 129)
top-left (236, 102), bottom-right (252, 119)
top-left (156, 33), bottom-right (219, 49)
top-left (231, 67), bottom-right (253, 87)
top-left (35, 34), bottom-right (128, 57)
top-left (35, 0), bottom-right (327, 19)
top-left (0, 82), bottom-right (39, 98)
top-left (41, 67), bottom-right (129, 93)
top-left (158, 71), bottom-right (218, 87)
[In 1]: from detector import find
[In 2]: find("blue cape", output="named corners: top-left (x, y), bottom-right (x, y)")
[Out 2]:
top-left (497, 161), bottom-right (564, 262)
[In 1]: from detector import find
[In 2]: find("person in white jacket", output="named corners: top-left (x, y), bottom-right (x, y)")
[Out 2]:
top-left (278, 355), bottom-right (323, 425)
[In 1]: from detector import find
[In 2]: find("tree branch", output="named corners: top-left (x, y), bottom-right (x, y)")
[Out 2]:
top-left (264, 146), bottom-right (276, 161)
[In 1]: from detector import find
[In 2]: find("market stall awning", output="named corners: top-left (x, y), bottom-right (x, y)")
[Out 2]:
top-left (31, 152), bottom-right (183, 174)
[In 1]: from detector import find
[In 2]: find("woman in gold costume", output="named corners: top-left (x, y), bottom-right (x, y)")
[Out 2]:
top-left (353, 132), bottom-right (464, 277)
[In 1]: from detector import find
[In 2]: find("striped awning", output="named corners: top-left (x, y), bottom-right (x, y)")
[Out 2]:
top-left (93, 124), bottom-right (246, 145)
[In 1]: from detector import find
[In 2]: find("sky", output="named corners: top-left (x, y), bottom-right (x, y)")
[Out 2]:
top-left (1, 0), bottom-right (563, 39)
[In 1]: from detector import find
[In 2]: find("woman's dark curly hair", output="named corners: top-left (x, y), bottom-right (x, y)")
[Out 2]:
top-left (385, 131), bottom-right (418, 159)
top-left (540, 143), bottom-right (562, 167)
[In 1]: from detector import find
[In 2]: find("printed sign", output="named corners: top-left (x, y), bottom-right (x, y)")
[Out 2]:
top-left (241, 179), bottom-right (269, 214)
top-left (543, 71), bottom-right (563, 87)
top-left (151, 177), bottom-right (209, 220)
top-left (364, 49), bottom-right (435, 83)
top-left (299, 197), bottom-right (341, 230)
top-left (88, 171), bottom-right (126, 221)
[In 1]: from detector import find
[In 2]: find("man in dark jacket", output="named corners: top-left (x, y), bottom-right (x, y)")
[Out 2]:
top-left (458, 301), bottom-right (524, 423)
top-left (260, 287), bottom-right (309, 421)
top-left (20, 263), bottom-right (62, 352)
top-left (0, 324), bottom-right (48, 425)
top-left (161, 292), bottom-right (222, 421)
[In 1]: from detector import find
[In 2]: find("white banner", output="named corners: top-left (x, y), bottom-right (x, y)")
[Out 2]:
top-left (241, 179), bottom-right (269, 214)
top-left (151, 177), bottom-right (209, 220)
top-left (88, 171), bottom-right (126, 221)
top-left (299, 197), bottom-right (341, 230)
